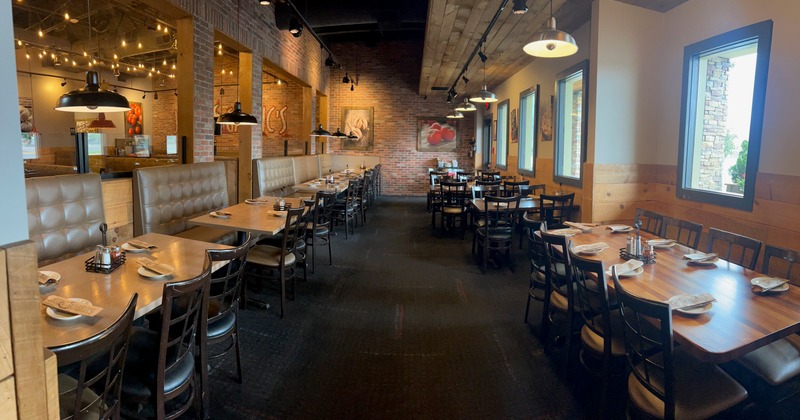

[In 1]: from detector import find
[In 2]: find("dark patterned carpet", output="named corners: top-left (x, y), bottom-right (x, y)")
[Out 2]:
top-left (205, 196), bottom-right (588, 419)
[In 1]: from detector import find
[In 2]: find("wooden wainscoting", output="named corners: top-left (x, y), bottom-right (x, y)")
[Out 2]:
top-left (592, 163), bottom-right (800, 260)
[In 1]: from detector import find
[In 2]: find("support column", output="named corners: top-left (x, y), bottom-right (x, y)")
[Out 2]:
top-left (316, 94), bottom-right (329, 154)
top-left (237, 52), bottom-right (255, 202)
top-left (302, 86), bottom-right (313, 155)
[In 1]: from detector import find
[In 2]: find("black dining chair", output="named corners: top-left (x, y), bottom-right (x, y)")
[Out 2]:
top-left (659, 216), bottom-right (703, 249)
top-left (476, 194), bottom-right (521, 273)
top-left (524, 219), bottom-right (547, 324)
top-left (706, 227), bottom-right (762, 270)
top-left (539, 193), bottom-right (575, 229)
top-left (503, 180), bottom-right (530, 197)
top-left (440, 180), bottom-right (468, 238)
top-left (540, 232), bottom-right (580, 377)
top-left (634, 208), bottom-right (664, 236)
top-left (52, 294), bottom-right (137, 420)
top-left (306, 190), bottom-right (334, 273)
top-left (612, 269), bottom-right (749, 420)
top-left (122, 261), bottom-right (212, 419)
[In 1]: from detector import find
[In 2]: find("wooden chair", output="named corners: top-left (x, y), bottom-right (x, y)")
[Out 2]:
top-left (476, 195), bottom-right (521, 273)
top-left (427, 171), bottom-right (448, 212)
top-left (612, 270), bottom-right (748, 420)
top-left (53, 294), bottom-right (137, 420)
top-left (439, 180), bottom-right (468, 238)
top-left (524, 219), bottom-right (547, 324)
top-left (247, 207), bottom-right (305, 317)
top-left (728, 243), bottom-right (800, 415)
top-left (634, 208), bottom-right (664, 236)
top-left (538, 193), bottom-right (575, 229)
top-left (332, 180), bottom-right (358, 238)
top-left (659, 216), bottom-right (702, 249)
top-left (706, 227), bottom-right (762, 270)
top-left (306, 190), bottom-right (334, 273)
top-left (503, 180), bottom-right (529, 197)
top-left (122, 262), bottom-right (212, 419)
top-left (205, 235), bottom-right (252, 387)
top-left (568, 250), bottom-right (626, 417)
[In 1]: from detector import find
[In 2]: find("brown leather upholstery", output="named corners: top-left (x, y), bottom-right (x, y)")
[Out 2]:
top-left (738, 334), bottom-right (800, 386)
top-left (252, 157), bottom-right (296, 197)
top-left (292, 156), bottom-right (319, 186)
top-left (133, 162), bottom-right (232, 243)
top-left (26, 173), bottom-right (106, 266)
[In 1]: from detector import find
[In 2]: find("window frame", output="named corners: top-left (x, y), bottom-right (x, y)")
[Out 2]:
top-left (554, 60), bottom-right (589, 187)
top-left (676, 20), bottom-right (772, 211)
top-left (496, 99), bottom-right (510, 170)
top-left (517, 85), bottom-right (540, 176)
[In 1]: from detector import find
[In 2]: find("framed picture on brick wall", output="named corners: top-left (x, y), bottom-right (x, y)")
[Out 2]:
top-left (341, 107), bottom-right (374, 151)
top-left (417, 117), bottom-right (458, 152)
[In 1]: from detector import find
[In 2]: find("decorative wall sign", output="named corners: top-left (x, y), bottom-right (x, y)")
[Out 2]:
top-left (342, 106), bottom-right (374, 151)
top-left (540, 95), bottom-right (553, 141)
top-left (417, 117), bottom-right (458, 152)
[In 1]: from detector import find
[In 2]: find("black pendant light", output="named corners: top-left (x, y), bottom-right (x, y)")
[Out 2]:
top-left (332, 128), bottom-right (347, 138)
top-left (55, 0), bottom-right (129, 113)
top-left (217, 0), bottom-right (258, 126)
top-left (310, 125), bottom-right (332, 137)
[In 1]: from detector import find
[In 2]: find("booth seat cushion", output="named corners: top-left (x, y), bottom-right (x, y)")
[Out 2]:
top-left (133, 162), bottom-right (228, 237)
top-left (252, 157), bottom-right (296, 197)
top-left (292, 155), bottom-right (321, 184)
top-left (318, 154), bottom-right (333, 176)
top-left (26, 173), bottom-right (106, 266)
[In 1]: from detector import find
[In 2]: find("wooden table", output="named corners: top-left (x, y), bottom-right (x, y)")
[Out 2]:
top-left (570, 227), bottom-right (800, 363)
top-left (188, 196), bottom-right (308, 237)
top-left (470, 197), bottom-right (538, 212)
top-left (293, 172), bottom-right (359, 194)
top-left (39, 233), bottom-right (232, 349)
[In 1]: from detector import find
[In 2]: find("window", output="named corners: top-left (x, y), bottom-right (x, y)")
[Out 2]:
top-left (166, 135), bottom-right (178, 155)
top-left (677, 21), bottom-right (772, 211)
top-left (496, 100), bottom-right (509, 169)
top-left (87, 133), bottom-right (105, 156)
top-left (554, 60), bottom-right (588, 187)
top-left (518, 86), bottom-right (539, 175)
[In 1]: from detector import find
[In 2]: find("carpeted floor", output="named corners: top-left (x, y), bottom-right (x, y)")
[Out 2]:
top-left (205, 196), bottom-right (589, 419)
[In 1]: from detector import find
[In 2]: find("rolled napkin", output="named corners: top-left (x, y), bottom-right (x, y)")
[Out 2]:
top-left (667, 293), bottom-right (716, 310)
top-left (42, 296), bottom-right (103, 317)
top-left (136, 257), bottom-right (174, 275)
top-left (126, 239), bottom-right (157, 250)
top-left (607, 225), bottom-right (632, 232)
top-left (547, 228), bottom-right (582, 236)
top-left (612, 259), bottom-right (644, 276)
top-left (683, 252), bottom-right (718, 262)
top-left (574, 242), bottom-right (609, 253)
top-left (564, 221), bottom-right (595, 232)
top-left (647, 239), bottom-right (676, 247)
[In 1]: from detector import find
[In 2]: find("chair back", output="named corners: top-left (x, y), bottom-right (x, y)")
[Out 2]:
top-left (539, 193), bottom-right (575, 228)
top-left (612, 270), bottom-right (676, 420)
top-left (659, 216), bottom-right (702, 249)
top-left (482, 195), bottom-right (521, 231)
top-left (540, 231), bottom-right (573, 301)
top-left (762, 244), bottom-right (800, 286)
top-left (471, 185), bottom-right (499, 199)
top-left (706, 227), bottom-right (762, 270)
top-left (526, 219), bottom-right (548, 293)
top-left (441, 180), bottom-right (468, 211)
top-left (156, 261), bottom-right (212, 418)
top-left (530, 184), bottom-right (546, 196)
top-left (52, 294), bottom-right (138, 420)
top-left (279, 208), bottom-right (306, 267)
top-left (568, 249), bottom-right (613, 351)
top-left (475, 179), bottom-right (501, 187)
top-left (429, 171), bottom-right (448, 187)
top-left (480, 170), bottom-right (500, 181)
top-left (206, 234), bottom-right (252, 330)
top-left (503, 180), bottom-right (530, 197)
top-left (635, 208), bottom-right (664, 236)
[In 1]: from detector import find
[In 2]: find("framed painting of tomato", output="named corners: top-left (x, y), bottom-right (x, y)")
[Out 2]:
top-left (125, 102), bottom-right (144, 138)
top-left (417, 117), bottom-right (458, 152)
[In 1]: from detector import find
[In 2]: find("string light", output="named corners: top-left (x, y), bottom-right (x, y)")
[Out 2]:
top-left (121, 39), bottom-right (126, 47)
top-left (64, 12), bottom-right (70, 20)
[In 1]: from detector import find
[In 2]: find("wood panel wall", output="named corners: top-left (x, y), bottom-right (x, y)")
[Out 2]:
top-left (591, 163), bottom-right (800, 257)
top-left (498, 157), bottom-right (589, 221)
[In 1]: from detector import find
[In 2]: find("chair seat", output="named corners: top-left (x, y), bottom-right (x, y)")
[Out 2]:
top-left (122, 327), bottom-right (197, 401)
top-left (247, 244), bottom-right (296, 267)
top-left (208, 311), bottom-right (236, 340)
top-left (443, 207), bottom-right (465, 214)
top-left (737, 334), bottom-right (800, 386)
top-left (628, 349), bottom-right (748, 419)
top-left (581, 312), bottom-right (626, 357)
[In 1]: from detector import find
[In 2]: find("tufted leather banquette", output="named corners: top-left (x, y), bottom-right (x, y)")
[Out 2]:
top-left (252, 154), bottom-right (381, 197)
top-left (26, 173), bottom-right (106, 266)
top-left (133, 162), bottom-right (233, 243)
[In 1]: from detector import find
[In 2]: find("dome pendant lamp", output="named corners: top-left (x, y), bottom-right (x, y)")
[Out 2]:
top-left (455, 98), bottom-right (476, 112)
top-left (310, 125), bottom-right (332, 137)
top-left (469, 42), bottom-right (498, 104)
top-left (446, 109), bottom-right (464, 119)
top-left (217, 0), bottom-right (258, 126)
top-left (523, 0), bottom-right (578, 58)
top-left (55, 0), bottom-right (130, 113)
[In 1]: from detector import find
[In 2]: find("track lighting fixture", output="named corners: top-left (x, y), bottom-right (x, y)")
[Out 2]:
top-left (289, 16), bottom-right (303, 37)
top-left (342, 73), bottom-right (350, 84)
top-left (220, 87), bottom-right (225, 95)
top-left (154, 91), bottom-right (158, 100)
top-left (350, 83), bottom-right (354, 91)
top-left (142, 93), bottom-right (146, 99)
top-left (478, 51), bottom-right (487, 63)
top-left (461, 75), bottom-right (469, 84)
top-left (61, 78), bottom-right (67, 87)
top-left (325, 54), bottom-right (335, 67)
top-left (174, 90), bottom-right (178, 96)
top-left (448, 88), bottom-right (458, 100)
top-left (512, 0), bottom-right (528, 15)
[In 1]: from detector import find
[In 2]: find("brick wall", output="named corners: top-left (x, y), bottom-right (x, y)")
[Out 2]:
top-left (151, 76), bottom-right (178, 154)
top-left (213, 53), bottom-right (240, 154)
top-left (261, 80), bottom-right (304, 156)
top-left (329, 41), bottom-right (474, 196)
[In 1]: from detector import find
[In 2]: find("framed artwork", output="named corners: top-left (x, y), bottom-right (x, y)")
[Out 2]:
top-left (540, 95), bottom-right (553, 141)
top-left (342, 106), bottom-right (374, 151)
top-left (417, 117), bottom-right (458, 152)
top-left (125, 102), bottom-right (144, 138)
top-left (493, 119), bottom-right (497, 142)
top-left (510, 108), bottom-right (519, 143)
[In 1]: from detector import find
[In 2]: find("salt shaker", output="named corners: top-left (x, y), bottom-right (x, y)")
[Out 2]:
top-left (635, 236), bottom-right (642, 257)
top-left (626, 237), bottom-right (634, 254)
